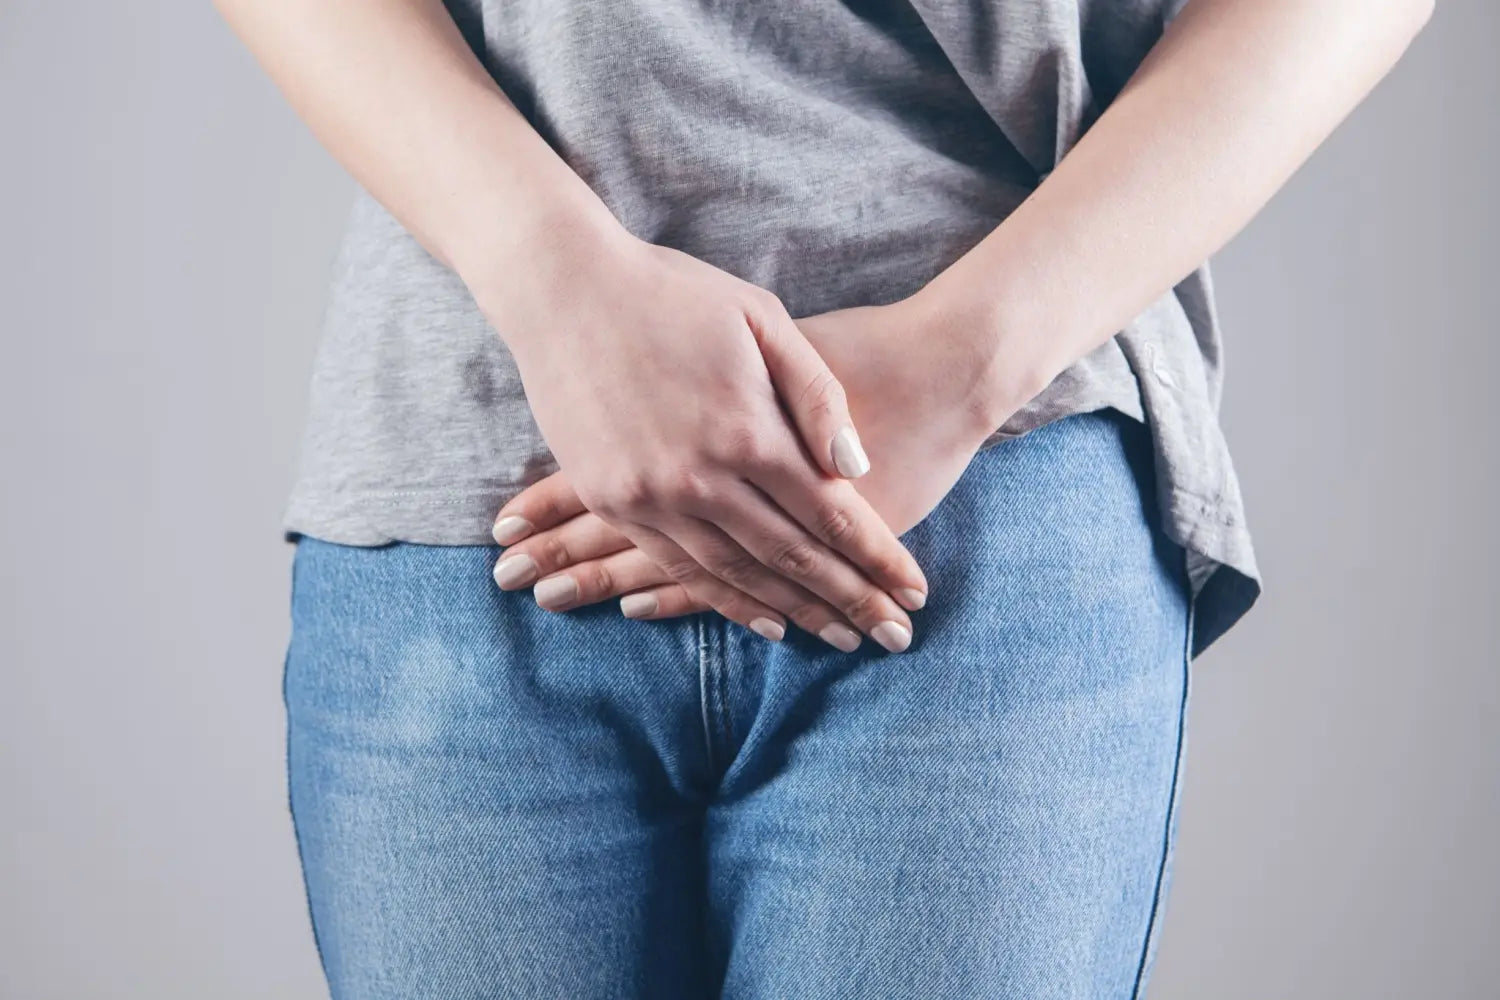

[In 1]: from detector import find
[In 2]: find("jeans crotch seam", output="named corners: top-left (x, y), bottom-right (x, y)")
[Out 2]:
top-left (1128, 579), bottom-right (1194, 1000)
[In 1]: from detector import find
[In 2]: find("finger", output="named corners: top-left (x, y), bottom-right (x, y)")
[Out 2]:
top-left (620, 522), bottom-right (790, 643)
top-left (492, 512), bottom-right (633, 590)
top-left (618, 584), bottom-right (710, 621)
top-left (657, 513), bottom-right (878, 653)
top-left (492, 471), bottom-right (587, 545)
top-left (684, 483), bottom-right (915, 653)
top-left (755, 465), bottom-right (929, 612)
top-left (744, 298), bottom-right (870, 480)
top-left (531, 547), bottom-right (672, 611)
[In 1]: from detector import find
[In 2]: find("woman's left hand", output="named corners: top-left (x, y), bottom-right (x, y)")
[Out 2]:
top-left (490, 292), bottom-right (1052, 621)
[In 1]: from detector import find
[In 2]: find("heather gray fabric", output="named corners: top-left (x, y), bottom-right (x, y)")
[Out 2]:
top-left (283, 0), bottom-right (1261, 655)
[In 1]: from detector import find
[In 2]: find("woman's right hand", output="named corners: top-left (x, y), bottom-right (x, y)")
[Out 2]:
top-left (475, 222), bottom-right (929, 652)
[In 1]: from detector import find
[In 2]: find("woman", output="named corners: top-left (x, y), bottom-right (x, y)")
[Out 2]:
top-left (219, 0), bottom-right (1431, 996)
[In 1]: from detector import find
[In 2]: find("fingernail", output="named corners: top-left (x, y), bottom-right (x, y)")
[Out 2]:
top-left (894, 587), bottom-right (927, 611)
top-left (534, 575), bottom-right (579, 609)
top-left (620, 593), bottom-right (659, 619)
top-left (818, 622), bottom-right (862, 653)
top-left (830, 425), bottom-right (871, 478)
top-left (492, 515), bottom-right (534, 546)
top-left (493, 554), bottom-right (538, 589)
top-left (748, 617), bottom-right (785, 642)
top-left (871, 620), bottom-right (912, 653)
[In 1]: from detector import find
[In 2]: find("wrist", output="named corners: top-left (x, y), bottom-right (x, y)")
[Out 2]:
top-left (906, 272), bottom-right (1066, 443)
top-left (452, 186), bottom-right (632, 333)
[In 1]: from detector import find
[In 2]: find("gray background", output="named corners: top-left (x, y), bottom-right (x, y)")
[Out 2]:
top-left (1, 1), bottom-right (1494, 997)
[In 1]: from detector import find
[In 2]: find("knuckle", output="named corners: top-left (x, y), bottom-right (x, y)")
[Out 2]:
top-left (714, 426), bottom-right (771, 470)
top-left (842, 589), bottom-right (886, 626)
top-left (537, 493), bottom-right (567, 525)
top-left (744, 287), bottom-right (785, 320)
top-left (537, 534), bottom-right (571, 568)
top-left (755, 290), bottom-right (789, 324)
top-left (594, 466), bottom-right (724, 520)
top-left (587, 561), bottom-right (615, 596)
top-left (618, 472), bottom-right (661, 512)
top-left (680, 580), bottom-right (719, 610)
top-left (578, 476), bottom-right (640, 521)
top-left (659, 555), bottom-right (701, 586)
top-left (811, 499), bottom-right (858, 547)
top-left (711, 594), bottom-right (750, 623)
top-left (866, 551), bottom-right (906, 583)
top-left (713, 550), bottom-right (763, 590)
top-left (785, 601), bottom-right (827, 631)
top-left (657, 467), bottom-right (716, 509)
top-left (796, 368), bottom-right (846, 418)
top-left (573, 486), bottom-right (610, 518)
top-left (771, 538), bottom-right (821, 580)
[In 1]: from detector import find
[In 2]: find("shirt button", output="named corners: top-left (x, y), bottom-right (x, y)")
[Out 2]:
top-left (1146, 342), bottom-right (1178, 390)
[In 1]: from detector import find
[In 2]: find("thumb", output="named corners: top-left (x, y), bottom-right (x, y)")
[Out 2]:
top-left (745, 300), bottom-right (870, 480)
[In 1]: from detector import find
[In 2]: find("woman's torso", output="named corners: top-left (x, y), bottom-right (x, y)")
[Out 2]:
top-left (283, 0), bottom-right (1260, 654)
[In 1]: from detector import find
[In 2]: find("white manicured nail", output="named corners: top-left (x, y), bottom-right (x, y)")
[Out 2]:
top-left (492, 515), bottom-right (534, 546)
top-left (894, 587), bottom-right (927, 611)
top-left (830, 425), bottom-right (870, 478)
top-left (534, 575), bottom-right (579, 609)
top-left (748, 617), bottom-right (785, 642)
top-left (871, 620), bottom-right (912, 653)
top-left (818, 622), bottom-right (862, 653)
top-left (493, 554), bottom-right (537, 589)
top-left (620, 593), bottom-right (659, 619)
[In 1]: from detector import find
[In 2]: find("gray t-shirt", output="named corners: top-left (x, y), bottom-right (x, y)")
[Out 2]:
top-left (284, 0), bottom-right (1261, 656)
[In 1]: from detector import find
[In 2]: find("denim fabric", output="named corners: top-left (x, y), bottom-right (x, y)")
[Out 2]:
top-left (285, 408), bottom-right (1193, 1000)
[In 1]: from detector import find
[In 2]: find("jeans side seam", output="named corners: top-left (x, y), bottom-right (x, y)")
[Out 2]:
top-left (1128, 586), bottom-right (1194, 999)
top-left (283, 545), bottom-right (336, 991)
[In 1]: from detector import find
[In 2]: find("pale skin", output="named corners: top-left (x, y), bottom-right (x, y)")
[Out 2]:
top-left (218, 0), bottom-right (1433, 637)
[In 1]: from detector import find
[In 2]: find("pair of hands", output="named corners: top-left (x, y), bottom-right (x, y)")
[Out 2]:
top-left (477, 226), bottom-right (1042, 652)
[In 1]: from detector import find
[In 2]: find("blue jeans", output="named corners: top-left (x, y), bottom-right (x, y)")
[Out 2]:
top-left (285, 408), bottom-right (1193, 999)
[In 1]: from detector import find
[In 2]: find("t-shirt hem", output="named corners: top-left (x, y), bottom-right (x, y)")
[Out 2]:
top-left (283, 489), bottom-right (516, 547)
top-left (1163, 483), bottom-right (1263, 659)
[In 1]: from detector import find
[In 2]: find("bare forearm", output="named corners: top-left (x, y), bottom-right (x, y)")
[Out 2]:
top-left (214, 0), bottom-right (617, 299)
top-left (925, 0), bottom-right (1435, 419)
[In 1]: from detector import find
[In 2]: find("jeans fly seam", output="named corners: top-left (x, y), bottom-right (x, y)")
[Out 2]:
top-left (715, 620), bottom-right (735, 754)
top-left (697, 614), bottom-right (716, 775)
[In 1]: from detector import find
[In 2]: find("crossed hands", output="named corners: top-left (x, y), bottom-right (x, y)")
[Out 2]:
top-left (478, 227), bottom-right (1039, 653)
